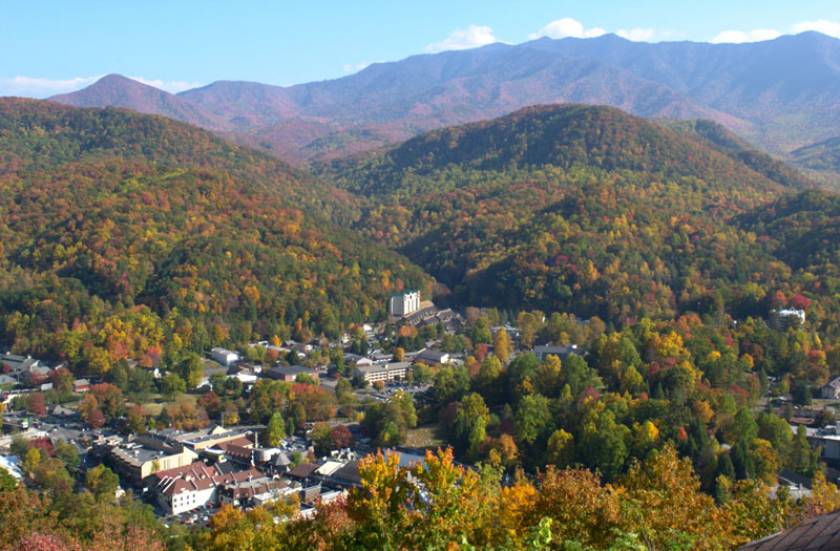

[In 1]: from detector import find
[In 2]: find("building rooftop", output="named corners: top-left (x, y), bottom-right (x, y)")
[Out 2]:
top-left (740, 509), bottom-right (840, 550)
top-left (266, 365), bottom-right (316, 379)
top-left (287, 462), bottom-right (319, 479)
top-left (355, 362), bottom-right (411, 374)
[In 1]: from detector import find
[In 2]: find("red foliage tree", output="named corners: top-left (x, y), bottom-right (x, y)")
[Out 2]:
top-left (330, 424), bottom-right (353, 449)
top-left (26, 393), bottom-right (47, 417)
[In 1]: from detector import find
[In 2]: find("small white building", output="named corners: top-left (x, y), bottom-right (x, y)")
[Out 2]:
top-left (210, 347), bottom-right (240, 366)
top-left (770, 308), bottom-right (806, 330)
top-left (389, 291), bottom-right (421, 317)
top-left (415, 349), bottom-right (451, 365)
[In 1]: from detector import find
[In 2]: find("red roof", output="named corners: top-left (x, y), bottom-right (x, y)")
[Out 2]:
top-left (154, 461), bottom-right (263, 497)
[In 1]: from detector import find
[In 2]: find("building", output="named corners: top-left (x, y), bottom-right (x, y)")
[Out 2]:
top-left (0, 353), bottom-right (40, 376)
top-left (108, 434), bottom-right (199, 484)
top-left (533, 344), bottom-right (580, 362)
top-left (210, 348), bottom-right (240, 367)
top-left (219, 475), bottom-right (293, 508)
top-left (168, 425), bottom-right (256, 452)
top-left (770, 308), bottom-right (806, 330)
top-left (354, 362), bottom-right (411, 384)
top-left (821, 377), bottom-right (840, 400)
top-left (415, 349), bottom-right (451, 365)
top-left (265, 365), bottom-right (319, 383)
top-left (389, 291), bottom-right (421, 317)
top-left (0, 353), bottom-right (52, 386)
top-left (802, 425), bottom-right (840, 464)
top-left (739, 508), bottom-right (840, 549)
top-left (153, 460), bottom-right (267, 515)
top-left (286, 462), bottom-right (319, 482)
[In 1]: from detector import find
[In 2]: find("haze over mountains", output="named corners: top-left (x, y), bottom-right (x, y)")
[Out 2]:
top-left (48, 31), bottom-right (840, 169)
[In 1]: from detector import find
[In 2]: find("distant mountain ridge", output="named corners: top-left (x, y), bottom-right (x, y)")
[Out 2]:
top-left (46, 32), bottom-right (840, 168)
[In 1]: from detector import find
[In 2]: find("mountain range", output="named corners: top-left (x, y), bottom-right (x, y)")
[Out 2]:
top-left (47, 32), bottom-right (840, 170)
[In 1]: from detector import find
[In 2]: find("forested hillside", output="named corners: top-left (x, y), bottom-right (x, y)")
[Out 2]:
top-left (327, 105), bottom-right (838, 330)
top-left (0, 99), bottom-right (430, 373)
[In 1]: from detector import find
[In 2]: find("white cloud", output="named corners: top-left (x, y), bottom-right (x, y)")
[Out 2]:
top-left (128, 76), bottom-right (202, 93)
top-left (792, 20), bottom-right (840, 38)
top-left (711, 28), bottom-right (781, 43)
top-left (529, 18), bottom-right (606, 40)
top-left (0, 75), bottom-right (102, 97)
top-left (0, 74), bottom-right (201, 98)
top-left (616, 28), bottom-right (655, 42)
top-left (341, 62), bottom-right (371, 74)
top-left (425, 25), bottom-right (497, 53)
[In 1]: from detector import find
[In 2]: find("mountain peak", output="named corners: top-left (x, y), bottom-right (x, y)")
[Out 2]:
top-left (50, 73), bottom-right (221, 129)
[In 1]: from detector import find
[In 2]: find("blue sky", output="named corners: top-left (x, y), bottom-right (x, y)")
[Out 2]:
top-left (3, 0), bottom-right (840, 97)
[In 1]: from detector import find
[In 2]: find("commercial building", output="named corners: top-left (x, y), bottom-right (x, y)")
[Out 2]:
top-left (389, 291), bottom-right (421, 317)
top-left (265, 365), bottom-right (319, 383)
top-left (354, 362), bottom-right (411, 384)
top-left (107, 434), bottom-right (199, 484)
top-left (210, 348), bottom-right (240, 366)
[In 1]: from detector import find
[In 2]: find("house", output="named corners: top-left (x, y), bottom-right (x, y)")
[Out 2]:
top-left (415, 349), bottom-right (450, 365)
top-left (389, 291), bottom-right (421, 317)
top-left (354, 362), bottom-right (411, 384)
top-left (802, 425), bottom-right (840, 464)
top-left (821, 377), bottom-right (840, 400)
top-left (51, 404), bottom-right (75, 418)
top-left (328, 460), bottom-right (362, 488)
top-left (265, 365), bottom-right (319, 383)
top-left (13, 359), bottom-right (52, 387)
top-left (533, 344), bottom-right (580, 362)
top-left (0, 354), bottom-right (40, 377)
top-left (770, 308), bottom-right (806, 330)
top-left (210, 348), bottom-right (240, 367)
top-left (73, 379), bottom-right (91, 393)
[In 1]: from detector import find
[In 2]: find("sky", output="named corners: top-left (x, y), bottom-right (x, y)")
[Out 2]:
top-left (3, 0), bottom-right (840, 97)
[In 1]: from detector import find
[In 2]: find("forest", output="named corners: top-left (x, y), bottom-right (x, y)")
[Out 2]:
top-left (0, 99), bottom-right (430, 374)
top-left (323, 105), bottom-right (840, 339)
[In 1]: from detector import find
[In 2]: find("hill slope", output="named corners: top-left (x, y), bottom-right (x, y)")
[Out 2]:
top-left (0, 99), bottom-right (430, 370)
top-left (328, 105), bottom-right (828, 324)
top-left (329, 104), bottom-right (807, 196)
top-left (48, 32), bottom-right (840, 163)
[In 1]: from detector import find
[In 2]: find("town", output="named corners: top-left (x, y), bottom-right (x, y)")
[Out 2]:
top-left (0, 291), bottom-right (468, 524)
top-left (0, 288), bottom-right (830, 532)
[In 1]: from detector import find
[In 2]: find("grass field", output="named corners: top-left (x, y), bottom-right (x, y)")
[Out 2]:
top-left (404, 424), bottom-right (446, 448)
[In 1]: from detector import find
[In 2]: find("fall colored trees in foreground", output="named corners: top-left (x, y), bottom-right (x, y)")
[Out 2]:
top-left (6, 442), bottom-right (838, 549)
top-left (197, 446), bottom-right (840, 551)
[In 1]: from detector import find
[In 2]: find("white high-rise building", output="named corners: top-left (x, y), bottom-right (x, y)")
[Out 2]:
top-left (389, 291), bottom-right (421, 317)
